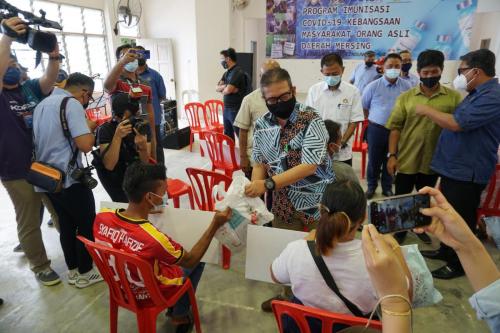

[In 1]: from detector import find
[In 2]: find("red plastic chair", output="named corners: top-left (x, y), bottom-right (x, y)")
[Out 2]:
top-left (202, 131), bottom-right (241, 178)
top-left (352, 120), bottom-right (368, 179)
top-left (185, 102), bottom-right (208, 156)
top-left (86, 106), bottom-right (112, 126)
top-left (77, 236), bottom-right (202, 333)
top-left (271, 300), bottom-right (382, 333)
top-left (477, 164), bottom-right (500, 224)
top-left (186, 167), bottom-right (233, 269)
top-left (167, 178), bottom-right (195, 210)
top-left (203, 100), bottom-right (225, 133)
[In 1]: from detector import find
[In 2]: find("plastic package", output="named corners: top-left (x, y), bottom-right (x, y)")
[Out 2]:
top-left (402, 244), bottom-right (443, 308)
top-left (214, 174), bottom-right (274, 252)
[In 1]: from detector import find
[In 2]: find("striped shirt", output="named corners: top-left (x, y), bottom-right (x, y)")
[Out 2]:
top-left (93, 209), bottom-right (184, 301)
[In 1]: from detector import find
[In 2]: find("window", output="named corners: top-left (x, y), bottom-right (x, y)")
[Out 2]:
top-left (10, 1), bottom-right (110, 92)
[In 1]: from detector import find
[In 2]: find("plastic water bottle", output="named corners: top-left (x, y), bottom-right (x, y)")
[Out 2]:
top-left (457, 0), bottom-right (474, 48)
top-left (434, 35), bottom-right (452, 59)
top-left (392, 20), bottom-right (426, 52)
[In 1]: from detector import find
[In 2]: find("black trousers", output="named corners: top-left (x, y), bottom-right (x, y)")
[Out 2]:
top-left (47, 183), bottom-right (95, 274)
top-left (439, 176), bottom-right (486, 268)
top-left (155, 124), bottom-right (165, 165)
top-left (96, 168), bottom-right (128, 203)
top-left (395, 173), bottom-right (438, 239)
top-left (395, 173), bottom-right (439, 195)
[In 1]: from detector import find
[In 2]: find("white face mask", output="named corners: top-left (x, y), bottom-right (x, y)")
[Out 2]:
top-left (453, 69), bottom-right (475, 91)
top-left (385, 68), bottom-right (401, 80)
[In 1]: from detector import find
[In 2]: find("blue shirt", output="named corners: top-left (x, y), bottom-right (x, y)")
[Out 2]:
top-left (469, 278), bottom-right (500, 332)
top-left (33, 88), bottom-right (91, 190)
top-left (431, 78), bottom-right (500, 184)
top-left (401, 73), bottom-right (420, 87)
top-left (362, 76), bottom-right (412, 126)
top-left (349, 63), bottom-right (379, 94)
top-left (138, 66), bottom-right (166, 126)
top-left (253, 103), bottom-right (334, 224)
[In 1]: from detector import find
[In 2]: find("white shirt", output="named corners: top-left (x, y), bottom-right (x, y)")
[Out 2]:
top-left (234, 88), bottom-right (268, 165)
top-left (305, 81), bottom-right (364, 161)
top-left (272, 239), bottom-right (378, 315)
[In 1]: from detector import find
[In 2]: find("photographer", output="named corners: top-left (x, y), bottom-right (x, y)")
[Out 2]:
top-left (104, 44), bottom-right (157, 160)
top-left (94, 93), bottom-right (151, 203)
top-left (33, 73), bottom-right (103, 289)
top-left (0, 17), bottom-right (61, 286)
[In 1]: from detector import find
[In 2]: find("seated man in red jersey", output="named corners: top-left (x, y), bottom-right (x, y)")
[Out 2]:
top-left (93, 162), bottom-right (231, 333)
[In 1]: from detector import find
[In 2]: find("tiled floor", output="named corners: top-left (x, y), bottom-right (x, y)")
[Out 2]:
top-left (0, 143), bottom-right (498, 333)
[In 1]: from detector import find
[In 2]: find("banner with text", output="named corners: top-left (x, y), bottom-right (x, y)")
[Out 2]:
top-left (266, 0), bottom-right (477, 60)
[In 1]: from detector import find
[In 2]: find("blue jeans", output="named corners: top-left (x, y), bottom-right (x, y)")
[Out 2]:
top-left (171, 262), bottom-right (205, 317)
top-left (366, 123), bottom-right (392, 192)
top-left (223, 107), bottom-right (240, 141)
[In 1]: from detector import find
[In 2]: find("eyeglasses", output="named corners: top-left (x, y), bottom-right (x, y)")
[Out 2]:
top-left (457, 67), bottom-right (472, 76)
top-left (82, 89), bottom-right (95, 102)
top-left (264, 91), bottom-right (293, 105)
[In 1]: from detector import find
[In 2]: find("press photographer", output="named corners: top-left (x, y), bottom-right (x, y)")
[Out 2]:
top-left (94, 92), bottom-right (151, 203)
top-left (33, 73), bottom-right (103, 289)
top-left (0, 16), bottom-right (61, 286)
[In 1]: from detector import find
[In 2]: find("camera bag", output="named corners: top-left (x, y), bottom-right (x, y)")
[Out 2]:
top-left (26, 97), bottom-right (78, 192)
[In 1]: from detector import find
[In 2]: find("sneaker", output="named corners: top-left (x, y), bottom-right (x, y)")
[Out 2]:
top-left (75, 268), bottom-right (103, 289)
top-left (365, 189), bottom-right (376, 200)
top-left (13, 243), bottom-right (23, 253)
top-left (67, 269), bottom-right (79, 285)
top-left (261, 295), bottom-right (286, 312)
top-left (35, 268), bottom-right (61, 286)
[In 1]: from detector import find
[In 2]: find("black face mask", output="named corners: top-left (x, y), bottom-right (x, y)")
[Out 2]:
top-left (365, 61), bottom-right (374, 68)
top-left (82, 102), bottom-right (89, 109)
top-left (420, 76), bottom-right (441, 88)
top-left (267, 96), bottom-right (296, 120)
top-left (402, 63), bottom-right (412, 73)
top-left (221, 60), bottom-right (228, 69)
top-left (138, 58), bottom-right (146, 67)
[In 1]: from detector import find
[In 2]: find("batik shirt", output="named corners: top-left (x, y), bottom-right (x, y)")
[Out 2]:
top-left (253, 103), bottom-right (335, 224)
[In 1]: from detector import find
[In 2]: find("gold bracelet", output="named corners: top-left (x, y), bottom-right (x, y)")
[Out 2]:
top-left (382, 308), bottom-right (411, 316)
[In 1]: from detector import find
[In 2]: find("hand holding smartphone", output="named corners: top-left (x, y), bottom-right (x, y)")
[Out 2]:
top-left (368, 193), bottom-right (432, 234)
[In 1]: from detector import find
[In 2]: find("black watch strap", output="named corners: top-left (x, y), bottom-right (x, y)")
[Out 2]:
top-left (265, 178), bottom-right (276, 191)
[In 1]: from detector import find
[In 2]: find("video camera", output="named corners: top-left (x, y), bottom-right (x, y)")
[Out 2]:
top-left (0, 0), bottom-right (62, 54)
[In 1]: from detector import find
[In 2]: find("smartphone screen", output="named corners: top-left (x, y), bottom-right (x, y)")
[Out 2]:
top-left (368, 194), bottom-right (431, 234)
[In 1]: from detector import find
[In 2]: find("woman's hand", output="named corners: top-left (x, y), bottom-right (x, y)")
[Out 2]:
top-left (415, 187), bottom-right (477, 252)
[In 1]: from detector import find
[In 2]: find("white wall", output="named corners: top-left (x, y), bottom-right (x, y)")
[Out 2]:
top-left (471, 11), bottom-right (500, 76)
top-left (195, 0), bottom-right (231, 103)
top-left (141, 0), bottom-right (199, 106)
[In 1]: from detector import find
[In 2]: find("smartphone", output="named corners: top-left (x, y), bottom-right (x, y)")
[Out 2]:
top-left (368, 193), bottom-right (431, 234)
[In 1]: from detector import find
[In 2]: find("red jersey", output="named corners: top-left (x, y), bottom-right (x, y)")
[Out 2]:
top-left (93, 209), bottom-right (184, 301)
top-left (111, 76), bottom-right (153, 104)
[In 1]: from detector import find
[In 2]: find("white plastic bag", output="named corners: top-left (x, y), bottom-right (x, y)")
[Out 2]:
top-left (214, 175), bottom-right (274, 252)
top-left (401, 244), bottom-right (443, 308)
top-left (484, 216), bottom-right (500, 249)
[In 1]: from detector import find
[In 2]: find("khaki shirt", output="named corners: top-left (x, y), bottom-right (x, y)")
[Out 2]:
top-left (233, 88), bottom-right (268, 165)
top-left (385, 85), bottom-right (462, 175)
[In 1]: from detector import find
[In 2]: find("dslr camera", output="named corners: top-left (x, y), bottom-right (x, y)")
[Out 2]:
top-left (71, 166), bottom-right (98, 190)
top-left (128, 115), bottom-right (149, 136)
top-left (0, 0), bottom-right (62, 54)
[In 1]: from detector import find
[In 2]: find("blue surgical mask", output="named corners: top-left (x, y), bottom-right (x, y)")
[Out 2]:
top-left (124, 60), bottom-right (139, 73)
top-left (3, 67), bottom-right (21, 85)
top-left (385, 68), bottom-right (401, 80)
top-left (324, 75), bottom-right (341, 87)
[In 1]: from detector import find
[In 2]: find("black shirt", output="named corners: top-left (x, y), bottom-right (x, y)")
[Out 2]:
top-left (220, 65), bottom-right (246, 109)
top-left (94, 120), bottom-right (142, 179)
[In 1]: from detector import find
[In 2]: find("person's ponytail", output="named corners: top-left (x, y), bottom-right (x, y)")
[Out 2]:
top-left (315, 180), bottom-right (366, 255)
top-left (316, 210), bottom-right (354, 255)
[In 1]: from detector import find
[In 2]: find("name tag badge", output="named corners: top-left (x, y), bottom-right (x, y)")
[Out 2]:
top-left (337, 98), bottom-right (352, 112)
top-left (23, 113), bottom-right (33, 129)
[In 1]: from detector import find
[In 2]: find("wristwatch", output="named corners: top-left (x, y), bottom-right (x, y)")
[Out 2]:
top-left (387, 153), bottom-right (398, 159)
top-left (264, 178), bottom-right (276, 191)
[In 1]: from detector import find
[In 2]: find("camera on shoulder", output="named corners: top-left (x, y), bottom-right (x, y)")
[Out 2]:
top-left (71, 166), bottom-right (98, 189)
